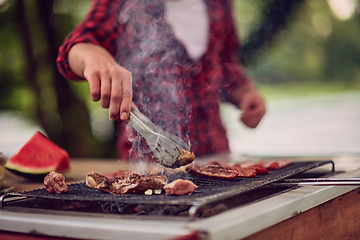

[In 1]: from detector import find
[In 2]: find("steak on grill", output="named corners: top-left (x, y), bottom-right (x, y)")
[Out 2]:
top-left (152, 149), bottom-right (195, 168)
top-left (44, 172), bottom-right (68, 194)
top-left (86, 172), bottom-right (109, 189)
top-left (187, 164), bottom-right (239, 179)
top-left (96, 173), bottom-right (168, 194)
top-left (163, 179), bottom-right (198, 196)
top-left (257, 158), bottom-right (293, 170)
top-left (208, 160), bottom-right (265, 176)
top-left (176, 150), bottom-right (196, 166)
top-left (231, 163), bottom-right (269, 175)
top-left (230, 166), bottom-right (257, 178)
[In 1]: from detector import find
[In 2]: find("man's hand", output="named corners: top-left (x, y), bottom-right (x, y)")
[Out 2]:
top-left (233, 82), bottom-right (266, 128)
top-left (68, 43), bottom-right (132, 121)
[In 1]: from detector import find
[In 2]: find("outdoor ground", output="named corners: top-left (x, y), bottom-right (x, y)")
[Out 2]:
top-left (221, 91), bottom-right (360, 156)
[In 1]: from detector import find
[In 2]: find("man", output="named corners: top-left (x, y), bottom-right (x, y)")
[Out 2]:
top-left (57, 0), bottom-right (266, 160)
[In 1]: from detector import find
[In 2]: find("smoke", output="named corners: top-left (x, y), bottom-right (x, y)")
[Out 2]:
top-left (116, 0), bottom-right (191, 162)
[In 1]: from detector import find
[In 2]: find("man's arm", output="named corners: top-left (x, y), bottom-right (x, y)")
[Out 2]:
top-left (231, 81), bottom-right (265, 128)
top-left (217, 0), bottom-right (266, 127)
top-left (57, 0), bottom-right (131, 121)
top-left (68, 43), bottom-right (132, 121)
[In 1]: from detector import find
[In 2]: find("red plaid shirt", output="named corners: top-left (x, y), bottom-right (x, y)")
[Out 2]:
top-left (57, 0), bottom-right (251, 159)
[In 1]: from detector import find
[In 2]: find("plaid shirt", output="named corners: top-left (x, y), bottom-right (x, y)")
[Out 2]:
top-left (57, 0), bottom-right (251, 159)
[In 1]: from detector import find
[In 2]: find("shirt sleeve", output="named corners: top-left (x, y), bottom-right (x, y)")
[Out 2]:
top-left (219, 0), bottom-right (252, 106)
top-left (56, 0), bottom-right (124, 80)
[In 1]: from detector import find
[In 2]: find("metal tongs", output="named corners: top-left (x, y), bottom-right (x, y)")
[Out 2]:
top-left (127, 106), bottom-right (191, 168)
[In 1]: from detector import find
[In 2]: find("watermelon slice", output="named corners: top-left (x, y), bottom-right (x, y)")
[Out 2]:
top-left (5, 131), bottom-right (70, 180)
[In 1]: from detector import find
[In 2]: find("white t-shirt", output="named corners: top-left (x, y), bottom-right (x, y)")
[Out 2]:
top-left (164, 0), bottom-right (209, 60)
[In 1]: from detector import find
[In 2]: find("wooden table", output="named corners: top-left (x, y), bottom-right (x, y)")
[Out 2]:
top-left (243, 188), bottom-right (360, 240)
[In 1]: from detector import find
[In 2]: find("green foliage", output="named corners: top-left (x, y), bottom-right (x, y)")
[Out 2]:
top-left (234, 0), bottom-right (360, 88)
top-left (0, 2), bottom-right (24, 110)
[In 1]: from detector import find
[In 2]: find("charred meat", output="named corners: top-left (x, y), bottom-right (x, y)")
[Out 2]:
top-left (251, 166), bottom-right (269, 175)
top-left (103, 170), bottom-right (133, 179)
top-left (96, 173), bottom-right (168, 194)
top-left (176, 150), bottom-right (195, 166)
top-left (44, 172), bottom-right (68, 194)
top-left (164, 179), bottom-right (198, 196)
top-left (188, 163), bottom-right (258, 179)
top-left (187, 164), bottom-right (239, 179)
top-left (86, 172), bottom-right (109, 188)
top-left (231, 166), bottom-right (257, 178)
top-left (154, 149), bottom-right (196, 168)
top-left (256, 158), bottom-right (293, 170)
top-left (208, 160), bottom-right (264, 176)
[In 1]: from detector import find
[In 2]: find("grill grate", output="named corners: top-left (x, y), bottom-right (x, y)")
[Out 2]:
top-left (5, 161), bottom-right (334, 207)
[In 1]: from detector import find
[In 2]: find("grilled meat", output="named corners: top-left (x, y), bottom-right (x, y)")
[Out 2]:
top-left (207, 160), bottom-right (232, 168)
top-left (259, 161), bottom-right (280, 170)
top-left (251, 166), bottom-right (269, 175)
top-left (44, 172), bottom-right (68, 194)
top-left (164, 179), bottom-right (198, 196)
top-left (187, 164), bottom-right (239, 179)
top-left (86, 172), bottom-right (109, 189)
top-left (103, 170), bottom-right (133, 179)
top-left (208, 160), bottom-right (260, 177)
top-left (176, 150), bottom-right (196, 166)
top-left (231, 166), bottom-right (257, 178)
top-left (97, 173), bottom-right (168, 194)
top-left (188, 162), bottom-right (258, 179)
top-left (230, 158), bottom-right (293, 173)
top-left (152, 149), bottom-right (195, 168)
top-left (232, 163), bottom-right (269, 175)
top-left (234, 161), bottom-right (257, 168)
top-left (257, 158), bottom-right (293, 170)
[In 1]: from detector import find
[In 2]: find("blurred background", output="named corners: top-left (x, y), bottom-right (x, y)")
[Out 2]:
top-left (0, 0), bottom-right (359, 159)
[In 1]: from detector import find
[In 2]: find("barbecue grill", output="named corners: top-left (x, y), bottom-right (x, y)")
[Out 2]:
top-left (0, 154), bottom-right (360, 240)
